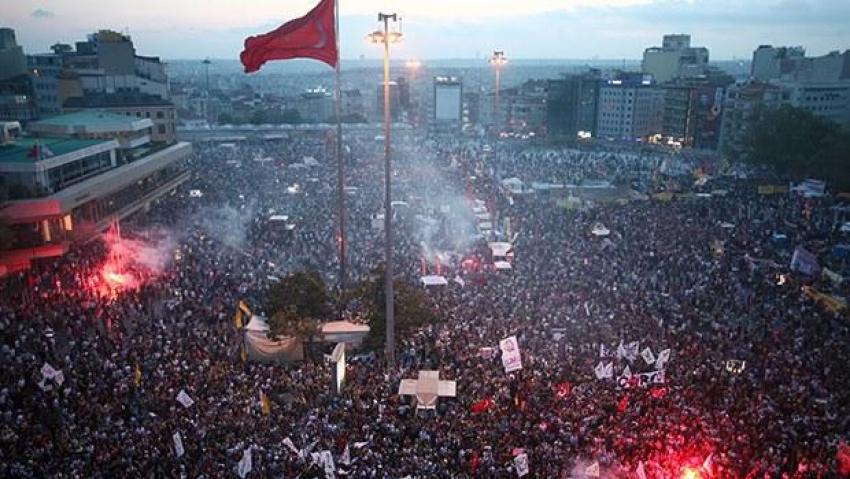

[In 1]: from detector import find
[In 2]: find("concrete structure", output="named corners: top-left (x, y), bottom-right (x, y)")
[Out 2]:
top-left (341, 89), bottom-right (365, 120)
top-left (596, 75), bottom-right (664, 140)
top-left (0, 29), bottom-right (26, 81)
top-left (0, 111), bottom-right (191, 273)
top-left (63, 92), bottom-right (177, 142)
top-left (547, 71), bottom-right (600, 139)
top-left (719, 81), bottom-right (784, 158)
top-left (642, 34), bottom-right (709, 83)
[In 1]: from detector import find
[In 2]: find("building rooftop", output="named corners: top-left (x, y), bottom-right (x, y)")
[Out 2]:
top-left (28, 110), bottom-right (154, 136)
top-left (0, 136), bottom-right (109, 165)
top-left (63, 92), bottom-right (173, 109)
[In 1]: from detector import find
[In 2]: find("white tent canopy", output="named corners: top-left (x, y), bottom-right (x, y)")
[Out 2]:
top-left (489, 242), bottom-right (513, 258)
top-left (421, 275), bottom-right (449, 286)
top-left (494, 261), bottom-right (513, 270)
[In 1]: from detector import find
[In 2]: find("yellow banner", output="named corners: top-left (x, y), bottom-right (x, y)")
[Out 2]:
top-left (802, 286), bottom-right (847, 314)
top-left (238, 300), bottom-right (252, 316)
top-left (758, 185), bottom-right (789, 195)
top-left (234, 310), bottom-right (243, 329)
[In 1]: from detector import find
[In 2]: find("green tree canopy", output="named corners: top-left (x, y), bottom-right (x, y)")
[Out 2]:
top-left (349, 265), bottom-right (437, 351)
top-left (747, 105), bottom-right (850, 189)
top-left (265, 270), bottom-right (331, 339)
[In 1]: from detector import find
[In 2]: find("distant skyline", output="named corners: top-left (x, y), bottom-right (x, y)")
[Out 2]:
top-left (6, 0), bottom-right (850, 61)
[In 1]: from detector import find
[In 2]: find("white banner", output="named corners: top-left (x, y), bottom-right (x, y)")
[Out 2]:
top-left (283, 437), bottom-right (300, 455)
top-left (319, 450), bottom-right (336, 478)
top-left (586, 461), bottom-right (600, 477)
top-left (237, 447), bottom-right (252, 478)
top-left (500, 336), bottom-right (523, 373)
top-left (173, 432), bottom-right (185, 458)
top-left (340, 443), bottom-right (351, 466)
top-left (617, 370), bottom-right (666, 389)
top-left (176, 390), bottom-right (194, 408)
top-left (514, 452), bottom-right (529, 477)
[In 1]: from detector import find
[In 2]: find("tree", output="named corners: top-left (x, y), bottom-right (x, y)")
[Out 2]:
top-left (265, 270), bottom-right (331, 339)
top-left (350, 265), bottom-right (437, 351)
top-left (746, 105), bottom-right (850, 188)
top-left (267, 306), bottom-right (320, 342)
top-left (281, 109), bottom-right (303, 124)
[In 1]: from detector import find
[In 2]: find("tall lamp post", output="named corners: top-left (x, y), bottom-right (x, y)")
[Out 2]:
top-left (489, 50), bottom-right (507, 133)
top-left (368, 13), bottom-right (403, 367)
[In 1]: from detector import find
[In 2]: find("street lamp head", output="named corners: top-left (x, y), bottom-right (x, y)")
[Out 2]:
top-left (367, 31), bottom-right (384, 43)
top-left (388, 32), bottom-right (403, 44)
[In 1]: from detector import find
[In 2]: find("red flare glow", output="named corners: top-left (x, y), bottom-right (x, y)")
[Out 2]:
top-left (681, 467), bottom-right (701, 479)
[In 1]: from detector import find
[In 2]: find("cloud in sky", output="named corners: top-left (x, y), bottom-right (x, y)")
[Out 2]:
top-left (30, 8), bottom-right (55, 19)
top-left (6, 0), bottom-right (850, 60)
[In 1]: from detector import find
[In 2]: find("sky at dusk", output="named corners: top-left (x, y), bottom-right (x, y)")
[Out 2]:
top-left (6, 0), bottom-right (850, 61)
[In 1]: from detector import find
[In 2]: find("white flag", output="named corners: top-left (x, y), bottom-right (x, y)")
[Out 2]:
top-left (616, 341), bottom-right (626, 359)
top-left (599, 344), bottom-right (608, 358)
top-left (702, 452), bottom-right (713, 473)
top-left (584, 302), bottom-right (591, 317)
top-left (641, 347), bottom-right (655, 365)
top-left (453, 275), bottom-right (466, 287)
top-left (624, 341), bottom-right (639, 362)
top-left (352, 441), bottom-right (369, 449)
top-left (585, 461), bottom-right (600, 477)
top-left (283, 437), bottom-right (300, 455)
top-left (594, 361), bottom-right (607, 380)
top-left (622, 365), bottom-right (632, 378)
top-left (514, 452), bottom-right (529, 477)
top-left (237, 447), bottom-right (252, 478)
top-left (603, 362), bottom-right (613, 379)
top-left (41, 362), bottom-right (58, 380)
top-left (637, 461), bottom-right (647, 479)
top-left (173, 432), bottom-right (185, 458)
top-left (340, 443), bottom-right (351, 466)
top-left (655, 348), bottom-right (671, 369)
top-left (499, 336), bottom-right (523, 373)
top-left (176, 389), bottom-right (194, 408)
top-left (320, 450), bottom-right (336, 478)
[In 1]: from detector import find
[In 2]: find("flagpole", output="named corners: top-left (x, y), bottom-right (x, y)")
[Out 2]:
top-left (334, 0), bottom-right (347, 304)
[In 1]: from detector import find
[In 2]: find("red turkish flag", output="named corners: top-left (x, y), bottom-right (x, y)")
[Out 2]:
top-left (240, 0), bottom-right (338, 73)
top-left (837, 441), bottom-right (850, 476)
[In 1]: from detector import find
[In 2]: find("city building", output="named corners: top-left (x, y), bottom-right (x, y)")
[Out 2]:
top-left (642, 34), bottom-right (709, 83)
top-left (0, 111), bottom-right (191, 273)
top-left (376, 78), bottom-right (409, 122)
top-left (27, 51), bottom-right (64, 118)
top-left (432, 76), bottom-right (463, 133)
top-left (750, 46), bottom-right (850, 128)
top-left (341, 89), bottom-right (365, 121)
top-left (719, 81), bottom-right (784, 158)
top-left (299, 87), bottom-right (334, 123)
top-left (596, 74), bottom-right (664, 141)
top-left (661, 70), bottom-right (734, 149)
top-left (751, 45), bottom-right (806, 82)
top-left (461, 91), bottom-right (481, 131)
top-left (63, 92), bottom-right (177, 142)
top-left (0, 75), bottom-right (36, 122)
top-left (0, 28), bottom-right (26, 81)
top-left (547, 71), bottom-right (601, 139)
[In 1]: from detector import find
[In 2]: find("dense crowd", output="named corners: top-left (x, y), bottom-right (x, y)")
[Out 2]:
top-left (1, 130), bottom-right (849, 478)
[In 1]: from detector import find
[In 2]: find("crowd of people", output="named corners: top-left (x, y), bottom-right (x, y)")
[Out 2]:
top-left (1, 128), bottom-right (849, 478)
